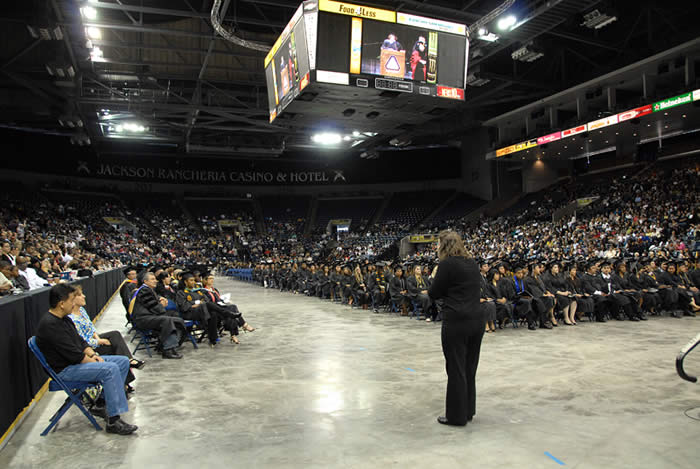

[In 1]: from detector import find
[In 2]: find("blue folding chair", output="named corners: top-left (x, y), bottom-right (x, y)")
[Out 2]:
top-left (131, 328), bottom-right (160, 357)
top-left (27, 337), bottom-right (103, 436)
top-left (410, 300), bottom-right (422, 320)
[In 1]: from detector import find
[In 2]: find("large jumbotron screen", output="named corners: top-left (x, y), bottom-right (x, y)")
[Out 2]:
top-left (265, 0), bottom-right (469, 122)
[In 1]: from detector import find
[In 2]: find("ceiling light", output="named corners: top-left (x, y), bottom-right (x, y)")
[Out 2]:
top-left (511, 42), bottom-right (544, 62)
top-left (497, 15), bottom-right (517, 31)
top-left (80, 6), bottom-right (97, 20)
top-left (312, 132), bottom-right (342, 145)
top-left (90, 46), bottom-right (104, 61)
top-left (352, 131), bottom-right (360, 137)
top-left (86, 27), bottom-right (101, 40)
top-left (343, 136), bottom-right (351, 141)
top-left (581, 9), bottom-right (617, 29)
top-left (477, 31), bottom-right (499, 42)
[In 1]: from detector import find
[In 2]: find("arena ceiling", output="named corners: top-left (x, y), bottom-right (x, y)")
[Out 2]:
top-left (0, 0), bottom-right (699, 160)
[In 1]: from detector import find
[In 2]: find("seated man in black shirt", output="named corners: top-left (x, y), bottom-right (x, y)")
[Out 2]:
top-left (35, 284), bottom-right (137, 435)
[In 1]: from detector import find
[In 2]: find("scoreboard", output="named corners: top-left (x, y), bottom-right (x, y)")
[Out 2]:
top-left (264, 0), bottom-right (470, 122)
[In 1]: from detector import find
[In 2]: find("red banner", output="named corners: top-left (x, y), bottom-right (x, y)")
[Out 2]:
top-left (617, 104), bottom-right (652, 122)
top-left (562, 125), bottom-right (587, 138)
top-left (437, 86), bottom-right (465, 100)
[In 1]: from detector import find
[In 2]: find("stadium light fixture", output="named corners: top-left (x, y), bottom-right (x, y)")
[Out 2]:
top-left (90, 46), bottom-right (104, 62)
top-left (312, 132), bottom-right (342, 145)
top-left (86, 26), bottom-right (101, 39)
top-left (511, 42), bottom-right (544, 62)
top-left (581, 9), bottom-right (617, 29)
top-left (114, 122), bottom-right (147, 133)
top-left (476, 27), bottom-right (499, 42)
top-left (80, 6), bottom-right (97, 20)
top-left (497, 15), bottom-right (517, 31)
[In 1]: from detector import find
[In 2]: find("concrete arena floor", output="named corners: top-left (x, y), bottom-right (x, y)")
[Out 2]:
top-left (1, 277), bottom-right (699, 469)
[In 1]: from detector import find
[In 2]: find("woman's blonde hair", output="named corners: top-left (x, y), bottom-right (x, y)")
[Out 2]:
top-left (437, 230), bottom-right (470, 262)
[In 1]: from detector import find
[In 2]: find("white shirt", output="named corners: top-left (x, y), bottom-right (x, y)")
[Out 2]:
top-left (18, 267), bottom-right (46, 290)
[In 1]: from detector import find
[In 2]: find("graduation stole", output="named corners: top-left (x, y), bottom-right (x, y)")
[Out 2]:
top-left (128, 285), bottom-right (147, 316)
top-left (184, 287), bottom-right (205, 303)
top-left (118, 279), bottom-right (137, 291)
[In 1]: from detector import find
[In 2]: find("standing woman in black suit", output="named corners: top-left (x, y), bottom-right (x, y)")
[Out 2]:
top-left (428, 230), bottom-right (482, 426)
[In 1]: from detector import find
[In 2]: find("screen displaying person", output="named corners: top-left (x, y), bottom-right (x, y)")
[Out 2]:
top-left (381, 33), bottom-right (403, 51)
top-left (410, 36), bottom-right (427, 81)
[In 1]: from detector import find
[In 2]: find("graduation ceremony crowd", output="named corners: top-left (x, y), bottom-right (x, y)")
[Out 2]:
top-left (0, 157), bottom-right (697, 436)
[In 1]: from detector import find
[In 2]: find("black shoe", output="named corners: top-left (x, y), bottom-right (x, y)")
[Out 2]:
top-left (683, 311), bottom-right (695, 317)
top-left (129, 359), bottom-right (146, 370)
top-left (628, 316), bottom-right (640, 321)
top-left (89, 405), bottom-right (108, 420)
top-left (162, 348), bottom-right (183, 359)
top-left (125, 384), bottom-right (135, 394)
top-left (596, 317), bottom-right (607, 323)
top-left (467, 415), bottom-right (474, 422)
top-left (528, 323), bottom-right (537, 330)
top-left (437, 416), bottom-right (466, 426)
top-left (638, 313), bottom-right (648, 321)
top-left (671, 311), bottom-right (681, 318)
top-left (106, 418), bottom-right (138, 435)
top-left (540, 322), bottom-right (553, 330)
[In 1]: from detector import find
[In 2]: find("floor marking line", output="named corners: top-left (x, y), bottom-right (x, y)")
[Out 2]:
top-left (544, 451), bottom-right (565, 465)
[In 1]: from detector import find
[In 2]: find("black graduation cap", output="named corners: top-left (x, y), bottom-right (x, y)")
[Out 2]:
top-left (181, 271), bottom-right (195, 281)
top-left (156, 271), bottom-right (169, 281)
top-left (123, 265), bottom-right (138, 275)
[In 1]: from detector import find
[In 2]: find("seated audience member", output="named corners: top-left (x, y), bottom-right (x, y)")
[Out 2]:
top-left (566, 264), bottom-right (593, 323)
top-left (155, 271), bottom-right (178, 311)
top-left (486, 270), bottom-right (513, 329)
top-left (120, 266), bottom-right (139, 321)
top-left (36, 284), bottom-right (137, 435)
top-left (176, 272), bottom-right (220, 347)
top-left (131, 272), bottom-right (185, 359)
top-left (388, 266), bottom-right (410, 315)
top-left (352, 265), bottom-right (371, 309)
top-left (201, 274), bottom-right (255, 344)
top-left (0, 261), bottom-right (28, 291)
top-left (0, 261), bottom-right (13, 294)
top-left (330, 265), bottom-right (344, 300)
top-left (524, 263), bottom-right (555, 329)
top-left (543, 263), bottom-right (577, 325)
top-left (580, 263), bottom-right (609, 322)
top-left (341, 266), bottom-right (354, 304)
top-left (1, 241), bottom-right (15, 265)
top-left (478, 261), bottom-right (497, 332)
top-left (366, 263), bottom-right (387, 312)
top-left (17, 255), bottom-right (47, 290)
top-left (407, 265), bottom-right (433, 320)
top-left (69, 286), bottom-right (144, 392)
top-left (503, 264), bottom-right (538, 330)
top-left (599, 261), bottom-right (639, 321)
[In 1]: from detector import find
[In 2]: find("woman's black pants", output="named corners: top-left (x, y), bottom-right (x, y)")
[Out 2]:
top-left (94, 330), bottom-right (135, 384)
top-left (441, 318), bottom-right (485, 425)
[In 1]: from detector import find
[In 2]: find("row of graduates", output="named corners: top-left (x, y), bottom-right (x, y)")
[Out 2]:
top-left (119, 266), bottom-right (254, 358)
top-left (253, 261), bottom-right (439, 318)
top-left (479, 257), bottom-right (700, 332)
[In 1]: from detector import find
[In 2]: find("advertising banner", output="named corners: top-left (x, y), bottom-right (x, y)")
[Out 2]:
top-left (561, 124), bottom-right (587, 138)
top-left (617, 104), bottom-right (652, 122)
top-left (319, 0), bottom-right (396, 23)
top-left (537, 131), bottom-right (562, 145)
top-left (587, 115), bottom-right (618, 131)
top-left (653, 92), bottom-right (692, 112)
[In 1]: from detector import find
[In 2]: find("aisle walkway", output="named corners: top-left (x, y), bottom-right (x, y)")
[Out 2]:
top-left (1, 277), bottom-right (698, 468)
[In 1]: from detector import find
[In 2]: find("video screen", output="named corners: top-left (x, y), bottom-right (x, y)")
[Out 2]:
top-left (359, 19), bottom-right (465, 88)
top-left (265, 16), bottom-right (310, 121)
